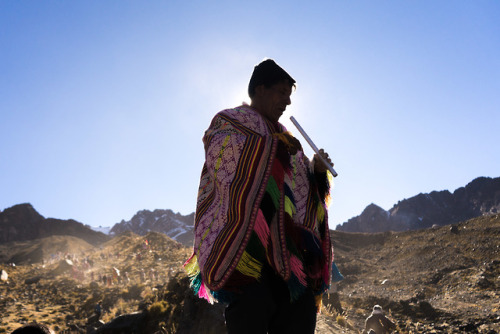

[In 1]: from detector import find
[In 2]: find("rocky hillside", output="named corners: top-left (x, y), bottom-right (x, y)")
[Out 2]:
top-left (0, 231), bottom-right (197, 333)
top-left (110, 209), bottom-right (194, 246)
top-left (0, 235), bottom-right (95, 265)
top-left (1, 214), bottom-right (498, 333)
top-left (331, 213), bottom-right (500, 333)
top-left (0, 204), bottom-right (109, 246)
top-left (337, 176), bottom-right (500, 233)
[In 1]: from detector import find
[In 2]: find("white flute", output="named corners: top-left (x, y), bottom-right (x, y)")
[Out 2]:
top-left (289, 116), bottom-right (338, 177)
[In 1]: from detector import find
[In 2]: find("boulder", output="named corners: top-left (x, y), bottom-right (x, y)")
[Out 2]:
top-left (24, 276), bottom-right (41, 285)
top-left (0, 269), bottom-right (8, 281)
top-left (92, 312), bottom-right (146, 334)
top-left (419, 301), bottom-right (438, 319)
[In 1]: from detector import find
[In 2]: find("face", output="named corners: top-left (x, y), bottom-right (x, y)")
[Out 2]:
top-left (254, 80), bottom-right (292, 122)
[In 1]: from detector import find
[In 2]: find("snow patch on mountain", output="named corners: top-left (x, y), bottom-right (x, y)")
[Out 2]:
top-left (109, 209), bottom-right (195, 246)
top-left (90, 226), bottom-right (112, 235)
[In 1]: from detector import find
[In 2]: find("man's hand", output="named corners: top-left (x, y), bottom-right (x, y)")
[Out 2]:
top-left (278, 131), bottom-right (302, 155)
top-left (313, 149), bottom-right (334, 173)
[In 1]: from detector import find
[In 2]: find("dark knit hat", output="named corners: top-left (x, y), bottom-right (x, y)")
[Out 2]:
top-left (248, 59), bottom-right (296, 98)
top-left (11, 323), bottom-right (53, 334)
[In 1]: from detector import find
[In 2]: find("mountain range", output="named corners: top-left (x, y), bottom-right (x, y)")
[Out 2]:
top-left (336, 176), bottom-right (500, 232)
top-left (1, 176), bottom-right (498, 245)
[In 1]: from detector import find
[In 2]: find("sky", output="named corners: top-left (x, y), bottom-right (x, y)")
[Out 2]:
top-left (1, 1), bottom-right (499, 229)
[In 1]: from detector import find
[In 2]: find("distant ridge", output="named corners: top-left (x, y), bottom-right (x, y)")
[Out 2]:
top-left (1, 235), bottom-right (95, 264)
top-left (4, 176), bottom-right (498, 245)
top-left (336, 176), bottom-right (500, 233)
top-left (109, 209), bottom-right (194, 246)
top-left (0, 203), bottom-right (109, 246)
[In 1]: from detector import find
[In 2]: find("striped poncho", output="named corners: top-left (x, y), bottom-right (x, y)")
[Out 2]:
top-left (184, 105), bottom-right (333, 307)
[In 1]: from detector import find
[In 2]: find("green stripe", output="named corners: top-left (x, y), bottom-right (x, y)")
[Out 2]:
top-left (266, 176), bottom-right (280, 209)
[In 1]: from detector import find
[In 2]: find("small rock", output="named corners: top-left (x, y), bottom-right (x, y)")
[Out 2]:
top-left (459, 322), bottom-right (477, 332)
top-left (419, 301), bottom-right (438, 318)
top-left (415, 291), bottom-right (426, 300)
top-left (477, 276), bottom-right (494, 289)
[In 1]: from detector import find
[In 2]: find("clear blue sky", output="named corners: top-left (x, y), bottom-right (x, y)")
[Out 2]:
top-left (1, 1), bottom-right (499, 229)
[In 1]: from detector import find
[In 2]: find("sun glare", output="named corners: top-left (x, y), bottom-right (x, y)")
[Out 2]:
top-left (229, 89), bottom-right (250, 107)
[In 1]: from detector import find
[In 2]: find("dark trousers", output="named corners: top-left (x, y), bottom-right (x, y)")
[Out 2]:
top-left (224, 269), bottom-right (317, 334)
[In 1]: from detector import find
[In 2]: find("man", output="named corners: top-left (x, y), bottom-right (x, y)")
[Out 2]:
top-left (94, 301), bottom-right (102, 319)
top-left (184, 59), bottom-right (334, 334)
top-left (364, 305), bottom-right (396, 334)
top-left (11, 323), bottom-right (54, 334)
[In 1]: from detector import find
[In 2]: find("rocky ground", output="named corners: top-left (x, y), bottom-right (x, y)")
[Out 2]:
top-left (0, 214), bottom-right (498, 333)
top-left (330, 214), bottom-right (500, 333)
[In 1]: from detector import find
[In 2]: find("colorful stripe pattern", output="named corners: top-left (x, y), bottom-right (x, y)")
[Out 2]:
top-left (185, 105), bottom-right (332, 308)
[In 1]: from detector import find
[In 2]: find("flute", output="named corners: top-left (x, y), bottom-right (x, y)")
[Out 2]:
top-left (289, 116), bottom-right (338, 177)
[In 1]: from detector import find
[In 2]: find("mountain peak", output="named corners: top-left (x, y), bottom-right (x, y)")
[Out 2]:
top-left (110, 209), bottom-right (194, 246)
top-left (0, 203), bottom-right (109, 245)
top-left (337, 176), bottom-right (500, 233)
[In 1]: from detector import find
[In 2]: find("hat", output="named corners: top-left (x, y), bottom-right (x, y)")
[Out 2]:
top-left (248, 59), bottom-right (295, 98)
top-left (372, 305), bottom-right (384, 315)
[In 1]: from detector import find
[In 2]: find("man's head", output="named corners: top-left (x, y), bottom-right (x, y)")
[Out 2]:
top-left (11, 323), bottom-right (54, 334)
top-left (248, 59), bottom-right (296, 122)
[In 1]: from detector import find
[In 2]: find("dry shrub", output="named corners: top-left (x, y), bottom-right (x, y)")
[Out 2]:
top-left (141, 285), bottom-right (154, 300)
top-left (335, 313), bottom-right (356, 331)
top-left (110, 298), bottom-right (129, 317)
top-left (80, 295), bottom-right (100, 317)
top-left (148, 300), bottom-right (170, 318)
top-left (354, 308), bottom-right (366, 316)
top-left (122, 284), bottom-right (144, 300)
top-left (321, 303), bottom-right (334, 316)
top-left (395, 321), bottom-right (410, 334)
top-left (336, 314), bottom-right (347, 327)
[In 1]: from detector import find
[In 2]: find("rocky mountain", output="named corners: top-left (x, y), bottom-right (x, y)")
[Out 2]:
top-left (337, 176), bottom-right (500, 233)
top-left (0, 203), bottom-right (110, 246)
top-left (109, 209), bottom-right (194, 246)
